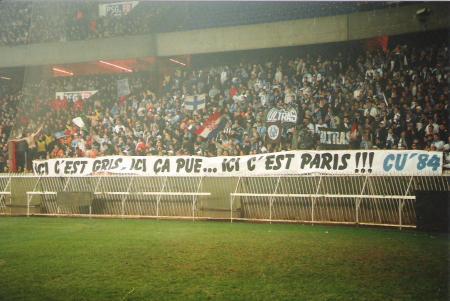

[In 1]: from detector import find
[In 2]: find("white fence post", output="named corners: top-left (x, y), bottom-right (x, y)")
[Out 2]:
top-left (8, 175), bottom-right (11, 215)
top-left (357, 176), bottom-right (368, 225)
top-left (229, 194), bottom-right (233, 223)
top-left (91, 177), bottom-right (102, 219)
top-left (157, 177), bottom-right (167, 219)
top-left (28, 176), bottom-right (42, 217)
top-left (230, 177), bottom-right (241, 223)
top-left (26, 193), bottom-right (30, 217)
top-left (311, 176), bottom-right (322, 224)
top-left (399, 176), bottom-right (414, 229)
top-left (121, 177), bottom-right (134, 218)
top-left (192, 177), bottom-right (203, 222)
top-left (63, 177), bottom-right (71, 192)
top-left (0, 176), bottom-right (12, 215)
top-left (269, 177), bottom-right (281, 224)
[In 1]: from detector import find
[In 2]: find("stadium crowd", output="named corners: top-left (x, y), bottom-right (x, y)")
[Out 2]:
top-left (0, 84), bottom-right (20, 172)
top-left (1, 41), bottom-right (448, 172)
top-left (0, 1), bottom-right (392, 46)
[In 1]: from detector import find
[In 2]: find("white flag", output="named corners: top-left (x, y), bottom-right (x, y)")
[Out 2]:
top-left (117, 79), bottom-right (130, 98)
top-left (72, 117), bottom-right (85, 128)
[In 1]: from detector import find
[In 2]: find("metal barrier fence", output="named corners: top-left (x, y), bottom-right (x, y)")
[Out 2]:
top-left (0, 174), bottom-right (448, 228)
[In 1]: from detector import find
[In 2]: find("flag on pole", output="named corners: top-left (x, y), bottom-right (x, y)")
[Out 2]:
top-left (382, 93), bottom-right (388, 106)
top-left (184, 94), bottom-right (206, 111)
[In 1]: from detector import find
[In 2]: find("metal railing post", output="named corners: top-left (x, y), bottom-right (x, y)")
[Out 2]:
top-left (357, 176), bottom-right (368, 225)
top-left (311, 176), bottom-right (322, 224)
top-left (229, 194), bottom-right (233, 223)
top-left (192, 177), bottom-right (203, 222)
top-left (0, 176), bottom-right (12, 215)
top-left (157, 177), bottom-right (167, 219)
top-left (269, 177), bottom-right (281, 224)
top-left (122, 177), bottom-right (134, 219)
top-left (399, 176), bottom-right (414, 229)
top-left (27, 176), bottom-right (42, 217)
top-left (91, 177), bottom-right (102, 219)
top-left (230, 177), bottom-right (241, 223)
top-left (26, 193), bottom-right (30, 217)
top-left (63, 177), bottom-right (71, 192)
top-left (8, 176), bottom-right (11, 216)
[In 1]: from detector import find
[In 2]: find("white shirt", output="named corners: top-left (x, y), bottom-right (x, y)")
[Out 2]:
top-left (113, 124), bottom-right (126, 134)
top-left (259, 92), bottom-right (268, 107)
top-left (425, 123), bottom-right (439, 134)
top-left (220, 71), bottom-right (227, 84)
top-left (432, 140), bottom-right (445, 150)
top-left (274, 71), bottom-right (282, 83)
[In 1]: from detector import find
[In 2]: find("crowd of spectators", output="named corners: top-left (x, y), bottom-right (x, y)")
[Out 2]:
top-left (4, 41), bottom-right (449, 172)
top-left (0, 83), bottom-right (21, 172)
top-left (0, 1), bottom-right (394, 46)
top-left (0, 1), bottom-right (31, 46)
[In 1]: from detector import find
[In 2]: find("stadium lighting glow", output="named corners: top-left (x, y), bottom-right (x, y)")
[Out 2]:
top-left (0, 76), bottom-right (11, 80)
top-left (52, 67), bottom-right (74, 76)
top-left (169, 58), bottom-right (186, 66)
top-left (99, 60), bottom-right (133, 72)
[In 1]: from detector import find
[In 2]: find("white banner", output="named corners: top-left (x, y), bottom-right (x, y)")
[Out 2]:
top-left (117, 78), bottom-right (130, 98)
top-left (33, 150), bottom-right (443, 177)
top-left (56, 90), bottom-right (97, 102)
top-left (99, 1), bottom-right (139, 17)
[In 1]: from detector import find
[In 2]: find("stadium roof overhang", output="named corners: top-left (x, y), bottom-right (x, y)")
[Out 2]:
top-left (51, 57), bottom-right (157, 77)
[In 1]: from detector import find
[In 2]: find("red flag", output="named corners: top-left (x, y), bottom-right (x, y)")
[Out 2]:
top-left (119, 95), bottom-right (127, 106)
top-left (75, 10), bottom-right (84, 21)
top-left (366, 36), bottom-right (389, 53)
top-left (195, 112), bottom-right (222, 139)
top-left (90, 20), bottom-right (97, 32)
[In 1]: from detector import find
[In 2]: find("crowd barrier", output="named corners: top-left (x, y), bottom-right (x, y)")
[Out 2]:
top-left (0, 174), bottom-right (448, 228)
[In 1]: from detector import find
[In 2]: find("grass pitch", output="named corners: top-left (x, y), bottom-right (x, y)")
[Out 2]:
top-left (0, 217), bottom-right (448, 301)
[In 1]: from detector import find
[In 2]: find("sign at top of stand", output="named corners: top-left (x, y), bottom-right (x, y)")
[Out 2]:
top-left (99, 1), bottom-right (139, 17)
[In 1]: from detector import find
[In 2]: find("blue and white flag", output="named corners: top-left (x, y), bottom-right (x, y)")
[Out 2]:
top-left (184, 94), bottom-right (206, 111)
top-left (54, 131), bottom-right (66, 139)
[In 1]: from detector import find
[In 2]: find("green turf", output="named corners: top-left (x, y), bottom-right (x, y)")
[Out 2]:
top-left (0, 217), bottom-right (448, 301)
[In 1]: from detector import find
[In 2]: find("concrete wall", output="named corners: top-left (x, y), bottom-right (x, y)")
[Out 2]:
top-left (0, 3), bottom-right (448, 68)
top-left (157, 3), bottom-right (449, 56)
top-left (0, 34), bottom-right (156, 67)
top-left (348, 3), bottom-right (450, 40)
top-left (156, 15), bottom-right (348, 56)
